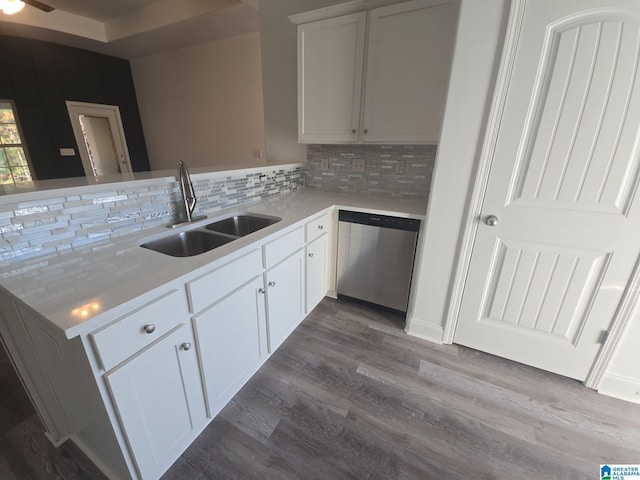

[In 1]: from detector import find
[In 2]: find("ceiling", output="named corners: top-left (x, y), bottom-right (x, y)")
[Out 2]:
top-left (40, 0), bottom-right (165, 22)
top-left (0, 0), bottom-right (260, 58)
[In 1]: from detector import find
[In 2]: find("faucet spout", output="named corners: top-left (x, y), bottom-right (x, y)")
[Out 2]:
top-left (177, 161), bottom-right (197, 222)
top-left (167, 161), bottom-right (206, 228)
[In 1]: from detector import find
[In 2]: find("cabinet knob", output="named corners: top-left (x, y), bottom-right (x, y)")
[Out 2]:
top-left (308, 253), bottom-right (314, 258)
top-left (258, 287), bottom-right (265, 294)
top-left (181, 342), bottom-right (192, 351)
top-left (351, 129), bottom-right (357, 134)
top-left (318, 225), bottom-right (324, 230)
top-left (268, 281), bottom-right (276, 287)
top-left (363, 129), bottom-right (368, 134)
top-left (143, 324), bottom-right (156, 334)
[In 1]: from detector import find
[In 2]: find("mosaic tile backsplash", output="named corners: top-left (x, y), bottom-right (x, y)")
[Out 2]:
top-left (0, 166), bottom-right (303, 264)
top-left (306, 144), bottom-right (436, 198)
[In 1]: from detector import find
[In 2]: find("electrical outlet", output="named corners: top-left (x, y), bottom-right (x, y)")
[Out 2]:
top-left (252, 149), bottom-right (263, 159)
top-left (60, 148), bottom-right (76, 156)
top-left (320, 159), bottom-right (329, 171)
top-left (353, 159), bottom-right (365, 172)
top-left (396, 160), bottom-right (405, 174)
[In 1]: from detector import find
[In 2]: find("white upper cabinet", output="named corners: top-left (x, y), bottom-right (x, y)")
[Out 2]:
top-left (362, 1), bottom-right (456, 143)
top-left (294, 0), bottom-right (457, 144)
top-left (298, 12), bottom-right (367, 143)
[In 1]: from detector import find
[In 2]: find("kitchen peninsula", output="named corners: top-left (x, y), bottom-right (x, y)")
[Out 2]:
top-left (0, 164), bottom-right (426, 479)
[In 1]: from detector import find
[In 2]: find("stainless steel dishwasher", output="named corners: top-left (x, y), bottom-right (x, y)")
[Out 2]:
top-left (336, 210), bottom-right (420, 313)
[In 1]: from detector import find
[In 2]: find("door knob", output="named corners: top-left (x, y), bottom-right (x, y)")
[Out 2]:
top-left (484, 215), bottom-right (499, 226)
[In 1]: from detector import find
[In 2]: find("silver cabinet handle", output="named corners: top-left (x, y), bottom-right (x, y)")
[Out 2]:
top-left (318, 225), bottom-right (324, 230)
top-left (258, 287), bottom-right (265, 294)
top-left (484, 215), bottom-right (499, 226)
top-left (143, 324), bottom-right (156, 334)
top-left (268, 281), bottom-right (276, 287)
top-left (181, 342), bottom-right (192, 351)
top-left (308, 253), bottom-right (314, 258)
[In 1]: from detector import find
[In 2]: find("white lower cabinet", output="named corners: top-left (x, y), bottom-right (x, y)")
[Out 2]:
top-left (265, 250), bottom-right (305, 352)
top-left (193, 276), bottom-right (267, 418)
top-left (105, 325), bottom-right (207, 480)
top-left (306, 233), bottom-right (329, 313)
top-left (0, 212), bottom-right (340, 480)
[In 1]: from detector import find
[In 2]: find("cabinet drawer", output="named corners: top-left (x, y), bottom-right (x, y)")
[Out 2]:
top-left (263, 227), bottom-right (304, 268)
top-left (91, 289), bottom-right (187, 371)
top-left (187, 249), bottom-right (262, 314)
top-left (305, 212), bottom-right (331, 242)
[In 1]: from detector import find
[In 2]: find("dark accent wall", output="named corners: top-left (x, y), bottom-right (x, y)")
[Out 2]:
top-left (0, 34), bottom-right (150, 180)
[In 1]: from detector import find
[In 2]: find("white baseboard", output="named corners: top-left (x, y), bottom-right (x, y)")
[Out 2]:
top-left (598, 373), bottom-right (640, 404)
top-left (70, 434), bottom-right (125, 480)
top-left (404, 316), bottom-right (444, 344)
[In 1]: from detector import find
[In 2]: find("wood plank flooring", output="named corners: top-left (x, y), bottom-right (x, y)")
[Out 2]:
top-left (1, 297), bottom-right (639, 479)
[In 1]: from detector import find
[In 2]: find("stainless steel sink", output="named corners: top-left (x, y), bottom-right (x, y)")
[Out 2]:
top-left (141, 213), bottom-right (281, 257)
top-left (141, 230), bottom-right (234, 257)
top-left (205, 214), bottom-right (281, 237)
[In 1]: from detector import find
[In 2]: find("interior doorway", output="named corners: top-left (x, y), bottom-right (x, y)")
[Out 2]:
top-left (66, 101), bottom-right (133, 177)
top-left (450, 0), bottom-right (640, 383)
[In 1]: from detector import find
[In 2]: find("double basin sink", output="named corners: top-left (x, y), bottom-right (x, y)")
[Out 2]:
top-left (141, 214), bottom-right (281, 257)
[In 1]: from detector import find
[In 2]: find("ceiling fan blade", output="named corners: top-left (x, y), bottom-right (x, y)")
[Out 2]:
top-left (22, 0), bottom-right (55, 12)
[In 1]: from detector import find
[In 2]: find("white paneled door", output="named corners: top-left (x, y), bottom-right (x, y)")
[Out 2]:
top-left (454, 0), bottom-right (640, 380)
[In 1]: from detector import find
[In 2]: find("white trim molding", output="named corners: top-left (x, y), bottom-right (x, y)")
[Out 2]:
top-left (288, 0), bottom-right (451, 25)
top-left (405, 316), bottom-right (444, 344)
top-left (598, 372), bottom-right (640, 404)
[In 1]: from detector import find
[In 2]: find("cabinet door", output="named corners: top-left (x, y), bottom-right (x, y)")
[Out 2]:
top-left (298, 12), bottom-right (366, 143)
top-left (105, 326), bottom-right (206, 480)
top-left (362, 0), bottom-right (457, 143)
top-left (193, 277), bottom-right (267, 418)
top-left (306, 234), bottom-right (328, 314)
top-left (265, 250), bottom-right (305, 352)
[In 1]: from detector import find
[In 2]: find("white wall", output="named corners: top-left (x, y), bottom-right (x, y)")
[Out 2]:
top-left (131, 32), bottom-right (266, 171)
top-left (259, 0), bottom-right (351, 164)
top-left (405, 0), bottom-right (508, 342)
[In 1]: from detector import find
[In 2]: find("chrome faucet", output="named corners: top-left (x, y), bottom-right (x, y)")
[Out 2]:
top-left (173, 161), bottom-right (206, 226)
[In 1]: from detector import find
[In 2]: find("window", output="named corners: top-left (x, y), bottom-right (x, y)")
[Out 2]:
top-left (0, 100), bottom-right (34, 186)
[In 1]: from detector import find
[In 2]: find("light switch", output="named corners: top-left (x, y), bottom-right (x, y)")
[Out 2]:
top-left (60, 148), bottom-right (76, 156)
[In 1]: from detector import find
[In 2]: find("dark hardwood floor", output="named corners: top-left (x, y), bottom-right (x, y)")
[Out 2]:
top-left (1, 297), bottom-right (639, 479)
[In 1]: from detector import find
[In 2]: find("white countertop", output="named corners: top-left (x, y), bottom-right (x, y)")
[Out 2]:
top-left (0, 189), bottom-right (426, 339)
